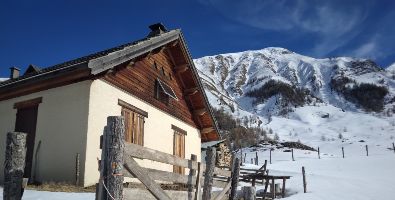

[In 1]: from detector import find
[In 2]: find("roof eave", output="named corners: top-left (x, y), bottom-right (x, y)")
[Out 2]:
top-left (177, 32), bottom-right (222, 141)
top-left (88, 30), bottom-right (181, 75)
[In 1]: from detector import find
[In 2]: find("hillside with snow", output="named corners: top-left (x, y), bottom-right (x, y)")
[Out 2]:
top-left (194, 47), bottom-right (395, 145)
top-left (195, 48), bottom-right (395, 200)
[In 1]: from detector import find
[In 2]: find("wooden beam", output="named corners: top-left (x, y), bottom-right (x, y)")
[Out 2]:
top-left (13, 97), bottom-right (42, 109)
top-left (184, 87), bottom-right (199, 96)
top-left (213, 181), bottom-right (232, 200)
top-left (124, 142), bottom-right (199, 170)
top-left (201, 127), bottom-right (214, 134)
top-left (123, 166), bottom-right (195, 185)
top-left (194, 108), bottom-right (207, 116)
top-left (170, 40), bottom-right (179, 47)
top-left (126, 60), bottom-right (135, 68)
top-left (174, 64), bottom-right (189, 73)
top-left (124, 156), bottom-right (171, 200)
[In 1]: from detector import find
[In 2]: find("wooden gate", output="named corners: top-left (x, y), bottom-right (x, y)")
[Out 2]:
top-left (96, 116), bottom-right (240, 200)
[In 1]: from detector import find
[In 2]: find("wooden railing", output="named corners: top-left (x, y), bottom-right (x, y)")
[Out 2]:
top-left (96, 116), bottom-right (240, 200)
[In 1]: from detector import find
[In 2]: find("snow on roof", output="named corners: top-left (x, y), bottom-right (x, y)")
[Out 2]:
top-left (201, 139), bottom-right (226, 149)
top-left (0, 78), bottom-right (9, 82)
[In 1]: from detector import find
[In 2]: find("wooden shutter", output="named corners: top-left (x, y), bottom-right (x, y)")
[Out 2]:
top-left (121, 107), bottom-right (145, 145)
top-left (173, 129), bottom-right (185, 174)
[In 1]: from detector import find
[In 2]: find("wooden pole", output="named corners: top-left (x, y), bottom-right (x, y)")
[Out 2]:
top-left (194, 162), bottom-right (203, 200)
top-left (282, 178), bottom-right (286, 197)
top-left (240, 148), bottom-right (243, 164)
top-left (365, 145), bottom-right (368, 156)
top-left (393, 142), bottom-right (395, 153)
top-left (75, 153), bottom-right (80, 186)
top-left (342, 147), bottom-right (345, 158)
top-left (270, 149), bottom-right (272, 164)
top-left (104, 116), bottom-right (125, 200)
top-left (255, 152), bottom-right (258, 165)
top-left (242, 186), bottom-right (256, 200)
top-left (203, 147), bottom-right (216, 200)
top-left (244, 153), bottom-right (246, 163)
top-left (230, 158), bottom-right (240, 200)
top-left (302, 166), bottom-right (307, 193)
top-left (291, 149), bottom-right (295, 161)
top-left (271, 178), bottom-right (275, 199)
top-left (262, 178), bottom-right (269, 198)
top-left (318, 147), bottom-right (320, 159)
top-left (3, 132), bottom-right (27, 200)
top-left (188, 154), bottom-right (197, 199)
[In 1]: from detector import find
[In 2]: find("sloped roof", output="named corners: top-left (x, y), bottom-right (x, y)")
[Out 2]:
top-left (0, 24), bottom-right (221, 141)
top-left (0, 30), bottom-right (179, 88)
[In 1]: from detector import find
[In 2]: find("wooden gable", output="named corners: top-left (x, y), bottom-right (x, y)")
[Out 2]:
top-left (101, 38), bottom-right (219, 142)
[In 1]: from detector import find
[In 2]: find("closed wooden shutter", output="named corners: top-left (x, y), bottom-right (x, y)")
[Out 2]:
top-left (173, 130), bottom-right (185, 174)
top-left (122, 107), bottom-right (145, 145)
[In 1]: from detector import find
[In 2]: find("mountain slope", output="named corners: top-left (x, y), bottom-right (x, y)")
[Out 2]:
top-left (194, 48), bottom-right (395, 143)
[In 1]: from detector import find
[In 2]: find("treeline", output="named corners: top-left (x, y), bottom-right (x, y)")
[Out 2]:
top-left (212, 107), bottom-right (268, 149)
top-left (331, 77), bottom-right (388, 112)
top-left (245, 80), bottom-right (308, 107)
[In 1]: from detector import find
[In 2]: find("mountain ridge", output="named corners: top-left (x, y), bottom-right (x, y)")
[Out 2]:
top-left (194, 47), bottom-right (395, 143)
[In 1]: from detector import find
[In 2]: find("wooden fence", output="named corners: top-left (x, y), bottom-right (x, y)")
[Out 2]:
top-left (96, 116), bottom-right (241, 200)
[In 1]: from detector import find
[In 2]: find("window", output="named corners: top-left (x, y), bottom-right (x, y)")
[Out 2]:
top-left (119, 100), bottom-right (147, 145)
top-left (172, 125), bottom-right (186, 174)
top-left (155, 79), bottom-right (178, 105)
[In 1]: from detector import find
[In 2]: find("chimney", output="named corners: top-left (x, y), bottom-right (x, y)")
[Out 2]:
top-left (10, 67), bottom-right (20, 79)
top-left (147, 23), bottom-right (167, 37)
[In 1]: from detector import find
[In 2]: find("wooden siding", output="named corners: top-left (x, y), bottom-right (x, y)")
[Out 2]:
top-left (103, 50), bottom-right (197, 128)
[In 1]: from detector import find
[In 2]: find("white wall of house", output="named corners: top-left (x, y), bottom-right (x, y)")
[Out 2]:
top-left (84, 79), bottom-right (202, 186)
top-left (0, 79), bottom-right (202, 187)
top-left (0, 80), bottom-right (91, 184)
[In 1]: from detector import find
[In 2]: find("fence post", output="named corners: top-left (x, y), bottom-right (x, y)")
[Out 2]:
top-left (75, 153), bottom-right (80, 186)
top-left (240, 148), bottom-right (243, 164)
top-left (188, 154), bottom-right (197, 199)
top-left (244, 153), bottom-right (246, 163)
top-left (318, 147), bottom-right (320, 159)
top-left (255, 152), bottom-right (258, 165)
top-left (365, 145), bottom-right (368, 156)
top-left (393, 142), bottom-right (395, 153)
top-left (203, 147), bottom-right (216, 200)
top-left (242, 186), bottom-right (256, 200)
top-left (291, 149), bottom-right (295, 161)
top-left (302, 166), bottom-right (307, 193)
top-left (3, 132), bottom-right (27, 200)
top-left (230, 157), bottom-right (240, 200)
top-left (104, 116), bottom-right (125, 200)
top-left (270, 149), bottom-right (272, 164)
top-left (342, 147), bottom-right (345, 158)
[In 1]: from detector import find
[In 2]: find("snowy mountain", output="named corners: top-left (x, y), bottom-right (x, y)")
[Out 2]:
top-left (194, 48), bottom-right (395, 143)
top-left (387, 62), bottom-right (395, 72)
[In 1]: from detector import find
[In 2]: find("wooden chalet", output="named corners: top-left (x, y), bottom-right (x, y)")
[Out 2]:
top-left (0, 23), bottom-right (220, 186)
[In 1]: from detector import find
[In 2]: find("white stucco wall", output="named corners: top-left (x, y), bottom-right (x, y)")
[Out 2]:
top-left (0, 81), bottom-right (91, 184)
top-left (84, 79), bottom-right (202, 186)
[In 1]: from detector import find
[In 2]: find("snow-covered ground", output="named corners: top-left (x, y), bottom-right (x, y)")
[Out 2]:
top-left (0, 189), bottom-right (94, 200)
top-left (3, 141), bottom-right (393, 200)
top-left (241, 141), bottom-right (395, 200)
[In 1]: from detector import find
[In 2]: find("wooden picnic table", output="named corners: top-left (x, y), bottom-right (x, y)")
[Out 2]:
top-left (244, 174), bottom-right (291, 199)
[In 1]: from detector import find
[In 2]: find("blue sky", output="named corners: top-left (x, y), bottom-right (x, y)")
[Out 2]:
top-left (1, 0), bottom-right (395, 77)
